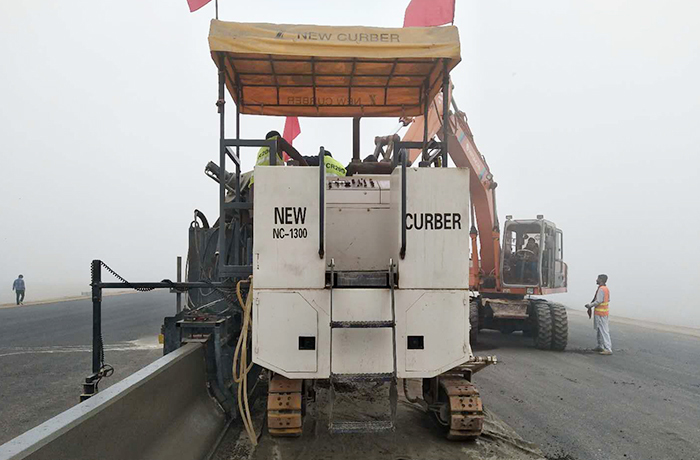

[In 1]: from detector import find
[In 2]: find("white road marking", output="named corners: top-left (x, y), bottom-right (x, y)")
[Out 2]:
top-left (0, 338), bottom-right (161, 358)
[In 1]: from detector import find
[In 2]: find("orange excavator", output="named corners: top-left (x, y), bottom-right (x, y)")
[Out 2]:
top-left (377, 90), bottom-right (569, 350)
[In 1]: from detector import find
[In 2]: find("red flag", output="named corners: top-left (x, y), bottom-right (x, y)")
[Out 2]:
top-left (403, 0), bottom-right (455, 27)
top-left (282, 117), bottom-right (301, 161)
top-left (283, 117), bottom-right (301, 145)
top-left (187, 0), bottom-right (211, 12)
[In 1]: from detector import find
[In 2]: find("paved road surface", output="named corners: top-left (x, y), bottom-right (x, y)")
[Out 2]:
top-left (2, 294), bottom-right (699, 460)
top-left (473, 310), bottom-right (700, 460)
top-left (0, 292), bottom-right (173, 445)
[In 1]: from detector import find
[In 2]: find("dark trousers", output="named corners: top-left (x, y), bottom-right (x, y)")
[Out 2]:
top-left (16, 290), bottom-right (25, 305)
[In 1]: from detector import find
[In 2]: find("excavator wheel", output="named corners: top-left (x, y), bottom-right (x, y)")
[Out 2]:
top-left (549, 302), bottom-right (569, 351)
top-left (267, 374), bottom-right (304, 437)
top-left (429, 378), bottom-right (484, 440)
top-left (469, 300), bottom-right (480, 345)
top-left (533, 302), bottom-right (552, 350)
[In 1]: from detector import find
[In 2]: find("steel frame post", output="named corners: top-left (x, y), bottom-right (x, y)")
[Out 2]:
top-left (400, 151), bottom-right (407, 259)
top-left (176, 256), bottom-right (182, 314)
top-left (352, 117), bottom-right (361, 162)
top-left (441, 59), bottom-right (450, 167)
top-left (491, 188), bottom-right (502, 290)
top-left (233, 86), bottom-right (242, 266)
top-left (217, 52), bottom-right (227, 278)
top-left (318, 146), bottom-right (325, 258)
top-left (91, 260), bottom-right (102, 375)
top-left (422, 81), bottom-right (429, 162)
top-left (235, 83), bottom-right (241, 197)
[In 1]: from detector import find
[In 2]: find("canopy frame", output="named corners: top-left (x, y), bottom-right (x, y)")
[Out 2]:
top-left (216, 52), bottom-right (452, 117)
top-left (209, 21), bottom-right (460, 117)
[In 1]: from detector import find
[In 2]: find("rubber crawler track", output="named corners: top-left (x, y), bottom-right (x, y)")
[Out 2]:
top-left (440, 378), bottom-right (484, 440)
top-left (534, 302), bottom-right (552, 349)
top-left (267, 375), bottom-right (303, 437)
top-left (549, 302), bottom-right (569, 351)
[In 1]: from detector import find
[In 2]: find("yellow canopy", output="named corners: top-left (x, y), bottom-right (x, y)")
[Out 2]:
top-left (208, 20), bottom-right (461, 117)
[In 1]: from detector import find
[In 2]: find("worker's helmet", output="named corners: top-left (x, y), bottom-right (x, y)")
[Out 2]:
top-left (598, 274), bottom-right (608, 283)
top-left (265, 130), bottom-right (281, 139)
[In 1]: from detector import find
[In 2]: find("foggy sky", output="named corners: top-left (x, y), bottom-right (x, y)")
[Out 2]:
top-left (1, 1), bottom-right (699, 328)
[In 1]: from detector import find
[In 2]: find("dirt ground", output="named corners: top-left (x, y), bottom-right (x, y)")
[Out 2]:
top-left (214, 379), bottom-right (545, 460)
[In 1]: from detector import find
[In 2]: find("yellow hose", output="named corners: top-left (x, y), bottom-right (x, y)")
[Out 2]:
top-left (234, 277), bottom-right (257, 446)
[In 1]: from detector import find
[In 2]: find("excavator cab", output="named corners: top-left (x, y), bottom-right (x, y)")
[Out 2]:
top-left (501, 216), bottom-right (567, 291)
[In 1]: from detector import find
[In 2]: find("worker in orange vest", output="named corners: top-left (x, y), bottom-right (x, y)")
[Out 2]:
top-left (586, 274), bottom-right (612, 355)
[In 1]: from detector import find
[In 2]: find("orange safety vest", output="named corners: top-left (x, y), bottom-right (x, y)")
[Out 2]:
top-left (595, 285), bottom-right (610, 316)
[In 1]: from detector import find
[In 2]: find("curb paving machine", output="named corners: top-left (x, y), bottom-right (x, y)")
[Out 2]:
top-left (194, 20), bottom-right (493, 440)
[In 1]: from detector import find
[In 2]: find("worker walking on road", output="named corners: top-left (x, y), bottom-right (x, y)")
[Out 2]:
top-left (586, 274), bottom-right (612, 355)
top-left (12, 274), bottom-right (26, 306)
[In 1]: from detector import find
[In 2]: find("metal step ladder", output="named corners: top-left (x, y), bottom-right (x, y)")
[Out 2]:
top-left (327, 259), bottom-right (398, 434)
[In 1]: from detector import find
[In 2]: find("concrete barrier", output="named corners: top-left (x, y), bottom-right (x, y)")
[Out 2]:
top-left (0, 342), bottom-right (227, 460)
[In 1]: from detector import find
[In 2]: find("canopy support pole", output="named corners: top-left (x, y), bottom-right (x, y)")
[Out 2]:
top-left (441, 59), bottom-right (450, 167)
top-left (217, 52), bottom-right (226, 276)
top-left (352, 117), bottom-right (361, 162)
top-left (233, 88), bottom-right (241, 202)
top-left (422, 81), bottom-right (429, 163)
top-left (233, 85), bottom-right (242, 266)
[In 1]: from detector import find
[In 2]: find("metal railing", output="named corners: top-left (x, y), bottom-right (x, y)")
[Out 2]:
top-left (318, 147), bottom-right (326, 258)
top-left (216, 138), bottom-right (278, 278)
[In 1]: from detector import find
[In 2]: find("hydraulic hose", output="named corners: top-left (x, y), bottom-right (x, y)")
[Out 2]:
top-left (233, 277), bottom-right (257, 446)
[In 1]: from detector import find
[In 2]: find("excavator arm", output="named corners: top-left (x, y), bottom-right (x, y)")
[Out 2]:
top-left (401, 93), bottom-right (502, 291)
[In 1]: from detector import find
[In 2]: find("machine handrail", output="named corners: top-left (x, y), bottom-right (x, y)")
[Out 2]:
top-left (221, 138), bottom-right (278, 163)
top-left (400, 150), bottom-right (407, 259)
top-left (218, 137), bottom-right (278, 276)
top-left (318, 146), bottom-right (325, 259)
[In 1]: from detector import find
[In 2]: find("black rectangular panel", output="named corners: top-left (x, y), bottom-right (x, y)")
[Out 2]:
top-left (298, 336), bottom-right (316, 350)
top-left (407, 335), bottom-right (424, 350)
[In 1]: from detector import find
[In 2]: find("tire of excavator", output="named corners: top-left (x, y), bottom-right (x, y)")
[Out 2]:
top-left (533, 302), bottom-right (552, 350)
top-left (549, 302), bottom-right (569, 351)
top-left (469, 301), bottom-right (480, 345)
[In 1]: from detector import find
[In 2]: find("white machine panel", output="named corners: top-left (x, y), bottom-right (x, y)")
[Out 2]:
top-left (391, 168), bottom-right (470, 289)
top-left (330, 289), bottom-right (394, 374)
top-left (252, 287), bottom-right (472, 379)
top-left (326, 206), bottom-right (393, 271)
top-left (253, 166), bottom-right (325, 289)
top-left (326, 176), bottom-right (393, 271)
top-left (332, 329), bottom-right (394, 375)
top-left (395, 289), bottom-right (471, 378)
top-left (253, 289), bottom-right (330, 378)
top-left (331, 289), bottom-right (392, 322)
